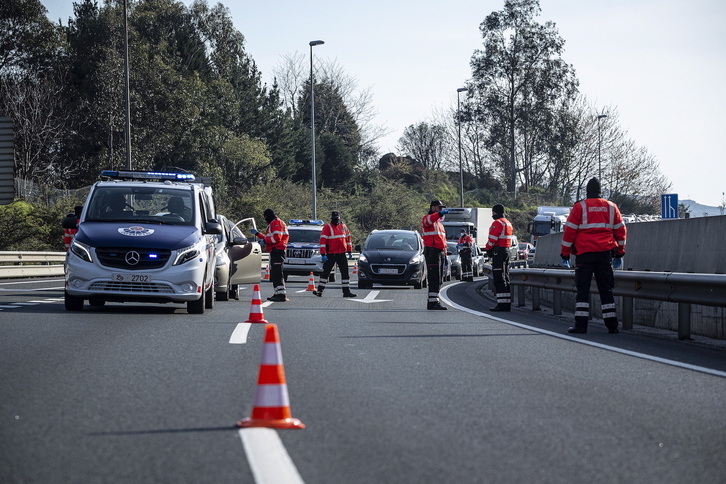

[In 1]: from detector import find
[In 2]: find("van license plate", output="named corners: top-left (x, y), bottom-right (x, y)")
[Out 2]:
top-left (112, 273), bottom-right (151, 283)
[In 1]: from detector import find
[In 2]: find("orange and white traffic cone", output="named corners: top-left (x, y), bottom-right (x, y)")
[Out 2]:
top-left (237, 324), bottom-right (305, 429)
top-left (306, 272), bottom-right (316, 291)
top-left (263, 265), bottom-right (270, 281)
top-left (244, 284), bottom-right (269, 324)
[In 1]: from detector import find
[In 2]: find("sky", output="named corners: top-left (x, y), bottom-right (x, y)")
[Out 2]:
top-left (42, 0), bottom-right (726, 207)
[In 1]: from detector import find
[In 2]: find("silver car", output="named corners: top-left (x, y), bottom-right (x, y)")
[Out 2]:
top-left (213, 216), bottom-right (262, 300)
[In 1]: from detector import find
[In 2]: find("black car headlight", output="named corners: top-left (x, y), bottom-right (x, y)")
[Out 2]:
top-left (70, 240), bottom-right (93, 263)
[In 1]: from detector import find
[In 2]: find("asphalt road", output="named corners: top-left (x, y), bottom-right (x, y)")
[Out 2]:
top-left (1, 276), bottom-right (725, 483)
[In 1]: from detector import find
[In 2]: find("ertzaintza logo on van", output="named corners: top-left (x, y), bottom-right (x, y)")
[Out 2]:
top-left (118, 226), bottom-right (155, 237)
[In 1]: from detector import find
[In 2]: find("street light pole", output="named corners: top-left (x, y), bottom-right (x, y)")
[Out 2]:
top-left (123, 0), bottom-right (131, 170)
top-left (309, 40), bottom-right (324, 220)
top-left (457, 87), bottom-right (468, 207)
top-left (597, 113), bottom-right (607, 181)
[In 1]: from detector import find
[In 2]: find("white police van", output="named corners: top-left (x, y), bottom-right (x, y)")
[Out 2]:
top-left (283, 219), bottom-right (334, 282)
top-left (64, 170), bottom-right (221, 314)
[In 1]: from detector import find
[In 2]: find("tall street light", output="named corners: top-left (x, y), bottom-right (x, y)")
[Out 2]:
top-left (123, 0), bottom-right (131, 169)
top-left (457, 87), bottom-right (468, 207)
top-left (597, 113), bottom-right (607, 181)
top-left (309, 40), bottom-right (324, 220)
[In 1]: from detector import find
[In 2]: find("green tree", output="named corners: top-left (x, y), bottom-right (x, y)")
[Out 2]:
top-left (470, 0), bottom-right (578, 194)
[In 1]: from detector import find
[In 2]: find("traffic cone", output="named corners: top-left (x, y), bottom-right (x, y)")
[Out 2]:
top-left (244, 284), bottom-right (269, 324)
top-left (306, 272), bottom-right (316, 291)
top-left (352, 263), bottom-right (358, 275)
top-left (263, 265), bottom-right (270, 281)
top-left (237, 324), bottom-right (305, 429)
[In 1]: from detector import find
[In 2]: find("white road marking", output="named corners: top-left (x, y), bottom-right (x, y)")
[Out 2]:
top-left (229, 323), bottom-right (252, 344)
top-left (439, 284), bottom-right (726, 379)
top-left (239, 428), bottom-right (305, 484)
top-left (347, 290), bottom-right (391, 303)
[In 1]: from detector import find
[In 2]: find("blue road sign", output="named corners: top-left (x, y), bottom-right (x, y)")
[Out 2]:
top-left (661, 194), bottom-right (678, 219)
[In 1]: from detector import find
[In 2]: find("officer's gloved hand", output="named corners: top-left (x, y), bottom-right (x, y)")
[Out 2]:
top-left (347, 252), bottom-right (353, 260)
top-left (612, 257), bottom-right (622, 270)
top-left (250, 228), bottom-right (258, 235)
top-left (440, 209), bottom-right (449, 215)
top-left (561, 257), bottom-right (571, 269)
top-left (321, 255), bottom-right (328, 263)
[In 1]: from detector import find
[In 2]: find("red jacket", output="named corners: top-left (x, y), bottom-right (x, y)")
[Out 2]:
top-left (421, 212), bottom-right (447, 250)
top-left (561, 198), bottom-right (626, 257)
top-left (256, 218), bottom-right (289, 252)
top-left (484, 217), bottom-right (513, 250)
top-left (458, 233), bottom-right (473, 249)
top-left (319, 222), bottom-right (352, 255)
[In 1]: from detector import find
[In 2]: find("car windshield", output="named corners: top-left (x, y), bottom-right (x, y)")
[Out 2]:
top-left (365, 233), bottom-right (418, 251)
top-left (519, 243), bottom-right (527, 250)
top-left (288, 229), bottom-right (321, 243)
top-left (85, 187), bottom-right (194, 225)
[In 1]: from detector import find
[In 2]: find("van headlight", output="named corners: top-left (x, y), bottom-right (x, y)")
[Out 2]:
top-left (70, 240), bottom-right (93, 263)
top-left (174, 243), bottom-right (201, 266)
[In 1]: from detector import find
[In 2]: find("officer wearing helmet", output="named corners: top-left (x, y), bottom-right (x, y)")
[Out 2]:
top-left (484, 203), bottom-right (514, 311)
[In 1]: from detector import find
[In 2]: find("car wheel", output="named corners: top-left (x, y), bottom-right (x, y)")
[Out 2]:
top-left (216, 290), bottom-right (229, 301)
top-left (329, 273), bottom-right (336, 282)
top-left (188, 294), bottom-right (205, 314)
top-left (205, 283), bottom-right (214, 309)
top-left (283, 273), bottom-right (288, 282)
top-left (88, 298), bottom-right (105, 307)
top-left (65, 291), bottom-right (84, 311)
top-left (358, 280), bottom-right (372, 289)
top-left (229, 284), bottom-right (240, 300)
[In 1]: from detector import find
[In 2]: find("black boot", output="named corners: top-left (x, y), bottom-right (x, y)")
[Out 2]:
top-left (268, 294), bottom-right (287, 302)
top-left (343, 291), bottom-right (357, 298)
top-left (490, 304), bottom-right (510, 312)
top-left (427, 302), bottom-right (448, 310)
top-left (312, 286), bottom-right (323, 297)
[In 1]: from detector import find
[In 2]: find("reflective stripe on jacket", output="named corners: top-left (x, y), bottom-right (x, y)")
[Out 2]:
top-left (319, 222), bottom-right (352, 255)
top-left (484, 217), bottom-right (513, 250)
top-left (560, 198), bottom-right (626, 257)
top-left (421, 212), bottom-right (447, 250)
top-left (257, 218), bottom-right (289, 251)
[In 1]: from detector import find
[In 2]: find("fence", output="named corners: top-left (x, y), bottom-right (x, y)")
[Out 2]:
top-left (0, 251), bottom-right (66, 278)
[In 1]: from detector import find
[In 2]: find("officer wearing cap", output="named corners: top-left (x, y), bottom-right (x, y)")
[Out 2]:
top-left (251, 208), bottom-right (289, 302)
top-left (421, 200), bottom-right (449, 310)
top-left (484, 203), bottom-right (514, 311)
top-left (313, 211), bottom-right (357, 298)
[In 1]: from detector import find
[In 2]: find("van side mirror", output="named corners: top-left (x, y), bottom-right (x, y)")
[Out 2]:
top-left (205, 219), bottom-right (222, 235)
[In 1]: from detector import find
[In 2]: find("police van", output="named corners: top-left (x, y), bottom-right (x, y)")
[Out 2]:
top-left (63, 170), bottom-right (221, 314)
top-left (283, 219), bottom-right (334, 281)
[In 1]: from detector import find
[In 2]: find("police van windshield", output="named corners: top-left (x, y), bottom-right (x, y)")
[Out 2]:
top-left (288, 229), bottom-right (321, 244)
top-left (85, 187), bottom-right (194, 225)
top-left (365, 233), bottom-right (419, 251)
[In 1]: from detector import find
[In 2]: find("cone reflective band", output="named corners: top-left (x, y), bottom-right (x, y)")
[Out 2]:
top-left (244, 284), bottom-right (269, 324)
top-left (237, 324), bottom-right (305, 429)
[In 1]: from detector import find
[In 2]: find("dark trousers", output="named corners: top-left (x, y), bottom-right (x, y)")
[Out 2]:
top-left (317, 252), bottom-right (352, 293)
top-left (574, 251), bottom-right (618, 331)
top-left (424, 246), bottom-right (445, 304)
top-left (269, 248), bottom-right (286, 295)
top-left (491, 247), bottom-right (510, 307)
top-left (460, 248), bottom-right (473, 280)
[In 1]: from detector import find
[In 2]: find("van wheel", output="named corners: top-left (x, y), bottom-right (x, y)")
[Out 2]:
top-left (188, 294), bottom-right (205, 314)
top-left (205, 284), bottom-right (214, 309)
top-left (65, 291), bottom-right (84, 311)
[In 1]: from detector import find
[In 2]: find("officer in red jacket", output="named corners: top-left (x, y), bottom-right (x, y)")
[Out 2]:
top-left (421, 200), bottom-right (449, 310)
top-left (484, 204), bottom-right (514, 311)
top-left (457, 229), bottom-right (474, 282)
top-left (252, 208), bottom-right (289, 302)
top-left (560, 178), bottom-right (627, 334)
top-left (313, 211), bottom-right (357, 298)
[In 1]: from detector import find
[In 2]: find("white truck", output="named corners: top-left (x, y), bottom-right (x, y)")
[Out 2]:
top-left (440, 207), bottom-right (492, 245)
top-left (527, 206), bottom-right (571, 245)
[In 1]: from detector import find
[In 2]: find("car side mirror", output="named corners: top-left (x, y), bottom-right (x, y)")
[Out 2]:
top-left (354, 244), bottom-right (361, 252)
top-left (232, 236), bottom-right (248, 246)
top-left (205, 219), bottom-right (222, 235)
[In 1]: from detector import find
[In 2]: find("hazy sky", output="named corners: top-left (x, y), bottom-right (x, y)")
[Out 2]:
top-left (43, 0), bottom-right (726, 207)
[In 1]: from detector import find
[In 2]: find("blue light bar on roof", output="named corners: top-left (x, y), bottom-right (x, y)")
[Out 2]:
top-left (101, 170), bottom-right (195, 181)
top-left (289, 219), bottom-right (324, 225)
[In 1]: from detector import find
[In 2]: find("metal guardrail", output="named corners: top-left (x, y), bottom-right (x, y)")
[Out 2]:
top-left (481, 264), bottom-right (726, 340)
top-left (0, 251), bottom-right (66, 278)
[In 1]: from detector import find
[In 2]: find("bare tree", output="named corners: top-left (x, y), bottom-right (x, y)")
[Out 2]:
top-left (396, 122), bottom-right (449, 171)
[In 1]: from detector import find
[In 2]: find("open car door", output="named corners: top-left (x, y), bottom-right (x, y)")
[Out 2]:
top-left (229, 217), bottom-right (263, 284)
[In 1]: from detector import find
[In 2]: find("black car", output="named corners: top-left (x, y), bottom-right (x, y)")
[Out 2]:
top-left (356, 229), bottom-right (427, 289)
